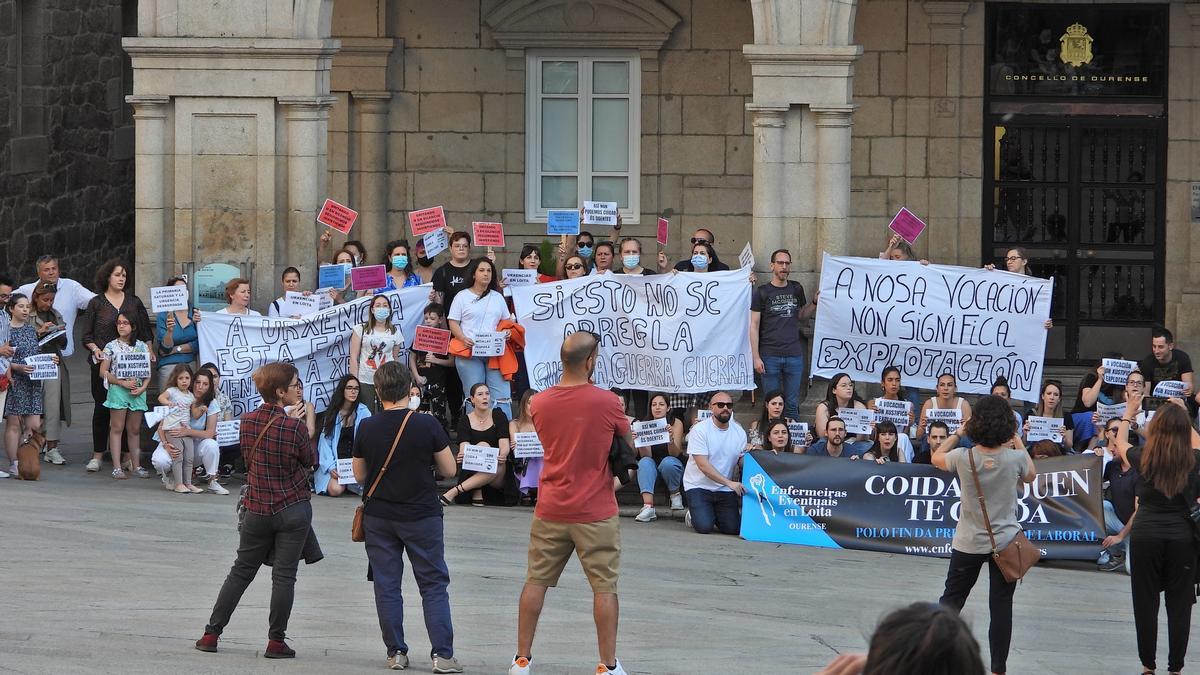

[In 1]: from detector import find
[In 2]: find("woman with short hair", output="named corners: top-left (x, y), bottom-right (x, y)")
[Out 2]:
top-left (217, 278), bottom-right (260, 317)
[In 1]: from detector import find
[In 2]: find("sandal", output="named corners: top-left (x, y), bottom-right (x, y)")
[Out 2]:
top-left (440, 485), bottom-right (462, 506)
top-left (471, 497), bottom-right (485, 507)
top-left (111, 468), bottom-right (128, 480)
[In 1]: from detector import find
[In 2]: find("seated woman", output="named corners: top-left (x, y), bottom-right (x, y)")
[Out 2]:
top-left (762, 419), bottom-right (802, 454)
top-left (747, 390), bottom-right (790, 451)
top-left (1022, 379), bottom-right (1073, 453)
top-left (990, 376), bottom-right (1024, 431)
top-left (441, 383), bottom-right (513, 506)
top-left (867, 366), bottom-right (918, 461)
top-left (316, 374), bottom-right (371, 497)
top-left (916, 372), bottom-right (972, 445)
top-left (1076, 354), bottom-right (1128, 410)
top-left (508, 390), bottom-right (542, 506)
top-left (811, 373), bottom-right (870, 455)
top-left (857, 421), bottom-right (904, 463)
top-left (633, 393), bottom-right (687, 523)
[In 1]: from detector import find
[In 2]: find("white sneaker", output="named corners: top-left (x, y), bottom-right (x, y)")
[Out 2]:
top-left (85, 458), bottom-right (101, 472)
top-left (44, 448), bottom-right (67, 465)
top-left (509, 656), bottom-right (531, 674)
top-left (208, 481), bottom-right (230, 496)
top-left (670, 492), bottom-right (684, 510)
top-left (634, 505), bottom-right (657, 522)
top-left (683, 509), bottom-right (692, 529)
top-left (0, 468), bottom-right (9, 479)
top-left (596, 659), bottom-right (628, 675)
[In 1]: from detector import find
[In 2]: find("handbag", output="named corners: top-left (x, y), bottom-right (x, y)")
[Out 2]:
top-left (352, 410), bottom-right (413, 542)
top-left (609, 432), bottom-right (638, 485)
top-left (967, 447), bottom-right (1042, 583)
top-left (235, 413), bottom-right (282, 532)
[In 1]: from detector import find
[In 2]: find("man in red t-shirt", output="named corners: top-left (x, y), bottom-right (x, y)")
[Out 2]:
top-left (509, 332), bottom-right (631, 675)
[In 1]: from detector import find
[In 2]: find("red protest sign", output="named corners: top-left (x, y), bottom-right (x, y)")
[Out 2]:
top-left (656, 217), bottom-right (669, 246)
top-left (317, 198), bottom-right (358, 234)
top-left (472, 221), bottom-right (505, 248)
top-left (350, 264), bottom-right (387, 291)
top-left (413, 326), bottom-right (451, 355)
top-left (887, 207), bottom-right (927, 245)
top-left (408, 206), bottom-right (447, 237)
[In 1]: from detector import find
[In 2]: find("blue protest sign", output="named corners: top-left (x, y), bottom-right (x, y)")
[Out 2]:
top-left (318, 264), bottom-right (346, 289)
top-left (546, 210), bottom-right (580, 235)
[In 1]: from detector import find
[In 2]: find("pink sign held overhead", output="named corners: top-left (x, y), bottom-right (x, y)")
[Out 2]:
top-left (408, 206), bottom-right (447, 237)
top-left (350, 264), bottom-right (387, 292)
top-left (472, 221), bottom-right (505, 248)
top-left (317, 198), bottom-right (358, 234)
top-left (656, 217), bottom-right (669, 246)
top-left (887, 207), bottom-right (927, 245)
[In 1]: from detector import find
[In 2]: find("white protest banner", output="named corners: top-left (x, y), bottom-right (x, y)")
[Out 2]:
top-left (1102, 358), bottom-right (1137, 386)
top-left (632, 418), bottom-right (670, 448)
top-left (1096, 403), bottom-right (1125, 425)
top-left (198, 287), bottom-right (428, 416)
top-left (811, 255), bottom-right (1052, 401)
top-left (788, 421), bottom-right (810, 447)
top-left (462, 444), bottom-right (499, 473)
top-left (738, 242), bottom-right (754, 270)
top-left (1153, 380), bottom-right (1187, 398)
top-left (873, 398), bottom-right (913, 431)
top-left (150, 285), bottom-right (190, 313)
top-left (423, 229), bottom-right (449, 258)
top-left (513, 431), bottom-right (544, 459)
top-left (582, 200), bottom-right (618, 226)
top-left (512, 269), bottom-right (753, 393)
top-left (215, 419), bottom-right (241, 445)
top-left (25, 354), bottom-right (58, 380)
top-left (471, 332), bottom-right (506, 358)
top-left (281, 291), bottom-right (320, 317)
top-left (113, 352), bottom-right (152, 380)
top-left (144, 405), bottom-right (170, 429)
top-left (837, 407), bottom-right (875, 435)
top-left (38, 329), bottom-right (66, 347)
top-left (336, 458), bottom-right (356, 485)
top-left (926, 408), bottom-right (962, 434)
top-left (1027, 416), bottom-right (1064, 443)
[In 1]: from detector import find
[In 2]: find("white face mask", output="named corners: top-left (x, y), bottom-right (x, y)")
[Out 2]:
top-left (407, 396), bottom-right (421, 410)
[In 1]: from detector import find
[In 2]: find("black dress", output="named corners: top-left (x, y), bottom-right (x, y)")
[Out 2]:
top-left (455, 408), bottom-right (517, 505)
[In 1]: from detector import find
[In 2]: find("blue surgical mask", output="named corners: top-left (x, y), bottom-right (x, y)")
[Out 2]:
top-left (373, 307), bottom-right (391, 321)
top-left (691, 254), bottom-right (709, 269)
top-left (622, 255), bottom-right (640, 269)
top-left (577, 245), bottom-right (593, 258)
top-left (391, 255), bottom-right (408, 269)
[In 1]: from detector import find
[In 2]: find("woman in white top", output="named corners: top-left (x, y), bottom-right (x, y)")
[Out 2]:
top-left (916, 372), bottom-right (972, 443)
top-left (350, 294), bottom-right (405, 413)
top-left (217, 278), bottom-right (261, 317)
top-left (267, 267), bottom-right (307, 318)
top-left (448, 257), bottom-right (513, 419)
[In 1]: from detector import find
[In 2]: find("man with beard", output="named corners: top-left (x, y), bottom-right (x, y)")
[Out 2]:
top-left (681, 392), bottom-right (748, 535)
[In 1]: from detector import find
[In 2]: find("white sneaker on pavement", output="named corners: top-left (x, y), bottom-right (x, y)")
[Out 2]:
top-left (44, 448), bottom-right (67, 465)
top-left (0, 467), bottom-right (9, 479)
top-left (596, 659), bottom-right (628, 675)
top-left (634, 505), bottom-right (657, 522)
top-left (669, 492), bottom-right (684, 510)
top-left (208, 481), bottom-right (230, 496)
top-left (85, 458), bottom-right (101, 472)
top-left (683, 509), bottom-right (692, 529)
top-left (509, 656), bottom-right (531, 674)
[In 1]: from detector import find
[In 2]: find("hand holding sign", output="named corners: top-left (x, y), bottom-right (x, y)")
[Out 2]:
top-left (335, 458), bottom-right (356, 485)
top-left (1153, 380), bottom-right (1187, 398)
top-left (317, 198), bottom-right (359, 234)
top-left (423, 229), bottom-right (449, 258)
top-left (462, 444), bottom-right (499, 473)
top-left (413, 326), bottom-right (452, 355)
top-left (547, 210), bottom-right (581, 235)
top-left (513, 432), bottom-right (544, 459)
top-left (472, 222), bottom-right (505, 248)
top-left (582, 201), bottom-right (618, 226)
top-left (25, 354), bottom-right (59, 380)
top-left (1102, 358), bottom-right (1137, 386)
top-left (836, 408), bottom-right (874, 435)
top-left (1027, 416), bottom-right (1065, 443)
top-left (150, 285), bottom-right (190, 314)
top-left (887, 207), bottom-right (927, 245)
top-left (215, 419), bottom-right (241, 446)
top-left (471, 332), bottom-right (506, 358)
top-left (408, 206), bottom-right (447, 237)
top-left (632, 419), bottom-right (670, 448)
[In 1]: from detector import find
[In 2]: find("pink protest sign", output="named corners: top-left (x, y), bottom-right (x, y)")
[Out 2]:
top-left (887, 207), bottom-right (927, 245)
top-left (656, 217), bottom-right (669, 246)
top-left (472, 221), bottom-right (505, 248)
top-left (408, 206), bottom-right (447, 237)
top-left (350, 264), bottom-right (387, 291)
top-left (413, 326), bottom-right (452, 355)
top-left (317, 198), bottom-right (358, 234)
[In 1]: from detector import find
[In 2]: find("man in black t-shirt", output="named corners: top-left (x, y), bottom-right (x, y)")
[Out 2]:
top-left (431, 231), bottom-right (473, 309)
top-left (1137, 326), bottom-right (1194, 403)
top-left (750, 248), bottom-right (816, 421)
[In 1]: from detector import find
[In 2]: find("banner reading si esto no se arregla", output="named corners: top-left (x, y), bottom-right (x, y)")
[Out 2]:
top-left (811, 254), bottom-right (1052, 401)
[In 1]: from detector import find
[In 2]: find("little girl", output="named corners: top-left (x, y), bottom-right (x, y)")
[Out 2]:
top-left (98, 312), bottom-right (151, 479)
top-left (152, 364), bottom-right (200, 493)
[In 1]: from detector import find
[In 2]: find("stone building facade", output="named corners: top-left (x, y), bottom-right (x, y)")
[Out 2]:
top-left (0, 0), bottom-right (136, 281)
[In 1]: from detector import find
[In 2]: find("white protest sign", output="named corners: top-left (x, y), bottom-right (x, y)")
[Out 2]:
top-left (926, 408), bottom-right (962, 434)
top-left (215, 419), bottom-right (241, 445)
top-left (1102, 358), bottom-right (1137, 386)
top-left (198, 287), bottom-right (428, 416)
top-left (471, 332), bottom-right (506, 358)
top-left (1027, 416), bottom-right (1064, 443)
top-left (336, 458), bottom-right (356, 485)
top-left (38, 329), bottom-right (66, 347)
top-left (1153, 380), bottom-right (1187, 398)
top-left (1096, 403), bottom-right (1125, 425)
top-left (281, 291), bottom-right (320, 317)
top-left (787, 421), bottom-right (810, 447)
top-left (502, 269), bottom-right (538, 288)
top-left (632, 418), bottom-right (670, 448)
top-left (511, 269), bottom-right (753, 393)
top-left (462, 444), bottom-right (499, 473)
top-left (150, 285), bottom-right (190, 313)
top-left (144, 405), bottom-right (170, 429)
top-left (25, 354), bottom-right (58, 380)
top-left (112, 352), bottom-right (152, 380)
top-left (313, 290), bottom-right (335, 312)
top-left (837, 407), bottom-right (875, 435)
top-left (738, 242), bottom-right (754, 270)
top-left (423, 229), bottom-right (449, 258)
top-left (873, 398), bottom-right (913, 431)
top-left (811, 255), bottom-right (1052, 401)
top-left (513, 431), bottom-right (544, 459)
top-left (698, 410), bottom-right (713, 422)
top-left (582, 201), bottom-right (618, 226)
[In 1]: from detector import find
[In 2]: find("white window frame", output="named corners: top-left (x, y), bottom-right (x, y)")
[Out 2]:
top-left (525, 50), bottom-right (641, 224)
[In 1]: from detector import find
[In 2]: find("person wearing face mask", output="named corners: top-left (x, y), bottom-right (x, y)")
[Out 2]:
top-left (555, 232), bottom-right (596, 278)
top-left (684, 241), bottom-right (718, 274)
top-left (350, 294), bottom-right (406, 413)
top-left (660, 229), bottom-right (730, 273)
top-left (614, 237), bottom-right (656, 276)
top-left (378, 240), bottom-right (422, 292)
top-left (413, 238), bottom-right (437, 284)
top-left (315, 232), bottom-right (368, 268)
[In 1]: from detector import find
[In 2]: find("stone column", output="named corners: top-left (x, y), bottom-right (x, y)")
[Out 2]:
top-left (280, 96), bottom-right (337, 289)
top-left (351, 91), bottom-right (392, 260)
top-left (812, 105), bottom-right (857, 261)
top-left (127, 95), bottom-right (171, 298)
top-left (749, 105), bottom-right (789, 272)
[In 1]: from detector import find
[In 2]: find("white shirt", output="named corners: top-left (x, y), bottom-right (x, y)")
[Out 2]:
top-left (448, 288), bottom-right (509, 341)
top-left (17, 277), bottom-right (95, 357)
top-left (217, 307), bottom-right (262, 317)
top-left (683, 418), bottom-right (748, 492)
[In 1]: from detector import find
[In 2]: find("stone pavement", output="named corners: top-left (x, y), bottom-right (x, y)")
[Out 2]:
top-left (0, 359), bottom-right (1179, 673)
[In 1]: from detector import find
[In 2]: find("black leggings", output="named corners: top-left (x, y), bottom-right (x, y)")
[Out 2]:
top-left (939, 549), bottom-right (1017, 674)
top-left (1130, 535), bottom-right (1196, 672)
top-left (89, 359), bottom-right (110, 455)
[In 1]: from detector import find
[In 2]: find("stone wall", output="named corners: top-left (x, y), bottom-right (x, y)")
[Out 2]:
top-left (0, 0), bottom-right (135, 286)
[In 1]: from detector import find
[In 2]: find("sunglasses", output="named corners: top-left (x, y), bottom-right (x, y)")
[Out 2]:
top-left (712, 401), bottom-right (733, 409)
top-left (690, 237), bottom-right (710, 245)
top-left (565, 263), bottom-right (584, 271)
top-left (1106, 427), bottom-right (1120, 434)
top-left (577, 241), bottom-right (594, 248)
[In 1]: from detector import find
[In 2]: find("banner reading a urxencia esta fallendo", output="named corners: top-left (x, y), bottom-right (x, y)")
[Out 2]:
top-left (740, 452), bottom-right (1103, 560)
top-left (511, 269), bottom-right (754, 393)
top-left (811, 254), bottom-right (1053, 400)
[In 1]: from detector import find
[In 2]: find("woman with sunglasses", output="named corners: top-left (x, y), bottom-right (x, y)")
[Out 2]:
top-left (555, 232), bottom-right (595, 278)
top-left (562, 254), bottom-right (590, 279)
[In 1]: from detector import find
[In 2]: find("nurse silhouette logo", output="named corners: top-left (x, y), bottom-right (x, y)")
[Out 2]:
top-left (748, 473), bottom-right (775, 526)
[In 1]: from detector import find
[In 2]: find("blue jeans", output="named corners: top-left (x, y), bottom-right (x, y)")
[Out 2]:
top-left (364, 514), bottom-right (454, 659)
top-left (637, 456), bottom-right (683, 495)
top-left (685, 488), bottom-right (740, 535)
top-left (761, 354), bottom-right (805, 420)
top-left (1101, 500), bottom-right (1131, 569)
top-left (454, 355), bottom-right (512, 419)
